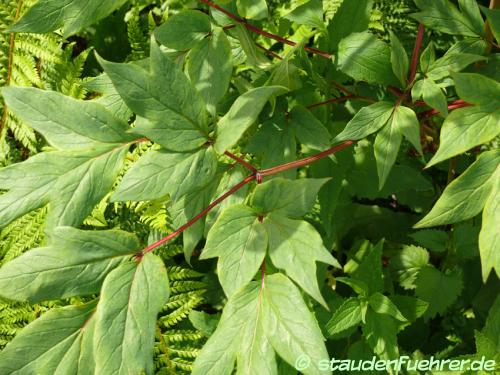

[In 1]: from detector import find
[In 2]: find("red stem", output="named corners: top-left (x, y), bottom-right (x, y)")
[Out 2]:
top-left (307, 95), bottom-right (375, 109)
top-left (408, 24), bottom-right (425, 84)
top-left (142, 174), bottom-right (256, 254)
top-left (199, 0), bottom-right (332, 59)
top-left (224, 151), bottom-right (257, 173)
top-left (420, 99), bottom-right (470, 117)
top-left (140, 141), bottom-right (354, 255)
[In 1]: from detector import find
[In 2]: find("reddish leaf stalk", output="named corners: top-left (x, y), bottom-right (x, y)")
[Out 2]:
top-left (224, 151), bottom-right (257, 173)
top-left (140, 141), bottom-right (354, 255)
top-left (306, 95), bottom-right (375, 110)
top-left (199, 0), bottom-right (332, 59)
top-left (420, 99), bottom-right (470, 117)
top-left (408, 24), bottom-right (425, 84)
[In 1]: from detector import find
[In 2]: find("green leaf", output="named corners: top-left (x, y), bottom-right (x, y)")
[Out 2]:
top-left (390, 295), bottom-right (429, 322)
top-left (192, 282), bottom-right (274, 375)
top-left (479, 171), bottom-right (499, 281)
top-left (93, 253), bottom-right (169, 375)
top-left (234, 25), bottom-right (272, 69)
top-left (452, 73), bottom-right (500, 106)
top-left (289, 105), bottom-right (331, 150)
top-left (268, 59), bottom-right (303, 91)
top-left (393, 106), bottom-right (422, 155)
top-left (389, 31), bottom-right (409, 88)
top-left (335, 277), bottom-right (370, 296)
top-left (0, 227), bottom-right (139, 303)
top-left (284, 0), bottom-right (325, 30)
top-left (201, 205), bottom-right (267, 297)
top-left (338, 32), bottom-right (399, 86)
top-left (346, 240), bottom-right (384, 295)
top-left (417, 150), bottom-right (499, 227)
top-left (326, 297), bottom-right (363, 336)
top-left (193, 274), bottom-right (331, 375)
top-left (1, 87), bottom-right (134, 150)
top-left (262, 274), bottom-right (331, 375)
top-left (426, 52), bottom-right (486, 81)
top-left (250, 177), bottom-right (330, 217)
top-left (0, 301), bottom-right (97, 374)
top-left (154, 10), bottom-right (211, 50)
top-left (427, 105), bottom-right (500, 167)
top-left (423, 78), bottom-right (448, 116)
top-left (188, 28), bottom-right (233, 115)
top-left (328, 0), bottom-right (373, 51)
top-left (0, 86), bottom-right (136, 228)
top-left (481, 6), bottom-right (500, 43)
top-left (415, 266), bottom-right (462, 319)
top-left (363, 309), bottom-right (399, 360)
top-left (374, 113), bottom-right (402, 190)
top-left (410, 230), bottom-right (449, 253)
top-left (368, 293), bottom-right (407, 322)
top-left (411, 0), bottom-right (480, 37)
top-left (419, 42), bottom-right (436, 73)
top-left (334, 101), bottom-right (394, 142)
top-left (8, 0), bottom-right (128, 37)
top-left (390, 245), bottom-right (430, 290)
top-left (458, 0), bottom-right (485, 36)
top-left (237, 0), bottom-right (268, 20)
top-left (214, 86), bottom-right (287, 153)
top-left (98, 41), bottom-right (209, 152)
top-left (264, 214), bottom-right (340, 307)
top-left (111, 147), bottom-right (218, 202)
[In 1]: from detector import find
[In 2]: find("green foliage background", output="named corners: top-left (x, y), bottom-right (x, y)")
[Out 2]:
top-left (0, 0), bottom-right (498, 374)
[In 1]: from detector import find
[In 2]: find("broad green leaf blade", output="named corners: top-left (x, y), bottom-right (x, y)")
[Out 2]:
top-left (0, 227), bottom-right (139, 303)
top-left (390, 295), bottom-right (429, 322)
top-left (426, 52), bottom-right (486, 81)
top-left (327, 0), bottom-right (373, 51)
top-left (288, 105), bottom-right (331, 150)
top-left (201, 205), bottom-right (267, 297)
top-left (0, 146), bottom-right (127, 229)
top-left (0, 301), bottom-right (97, 375)
top-left (1, 87), bottom-right (134, 150)
top-left (374, 115), bottom-right (402, 190)
top-left (334, 102), bottom-right (394, 142)
top-left (479, 172), bottom-right (499, 281)
top-left (234, 25), bottom-right (272, 69)
top-left (458, 0), bottom-right (485, 36)
top-left (112, 147), bottom-right (218, 202)
top-left (481, 6), bottom-right (500, 43)
top-left (98, 41), bottom-right (209, 152)
top-left (363, 310), bottom-right (399, 360)
top-left (411, 0), bottom-right (479, 37)
top-left (263, 273), bottom-right (331, 375)
top-left (393, 106), bottom-right (422, 155)
top-left (368, 293), bottom-right (407, 322)
top-left (188, 28), bottom-right (233, 115)
top-left (250, 177), bottom-right (330, 217)
top-left (422, 78), bottom-right (448, 116)
top-left (419, 42), bottom-right (436, 73)
top-left (264, 214), bottom-right (340, 307)
top-left (237, 0), bottom-right (268, 20)
top-left (8, 0), bottom-right (128, 37)
top-left (192, 282), bottom-right (275, 375)
top-left (345, 240), bottom-right (384, 295)
top-left (94, 253), bottom-right (169, 375)
top-left (418, 150), bottom-right (499, 227)
top-left (390, 245), bottom-right (430, 290)
top-left (410, 230), bottom-right (448, 253)
top-left (427, 104), bottom-right (500, 167)
top-left (154, 10), bottom-right (211, 50)
top-left (214, 86), bottom-right (287, 153)
top-left (268, 59), bottom-right (302, 91)
top-left (415, 266), bottom-right (463, 319)
top-left (284, 0), bottom-right (325, 30)
top-left (389, 31), bottom-right (409, 88)
top-left (452, 73), bottom-right (500, 106)
top-left (326, 297), bottom-right (362, 336)
top-left (338, 32), bottom-right (399, 86)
